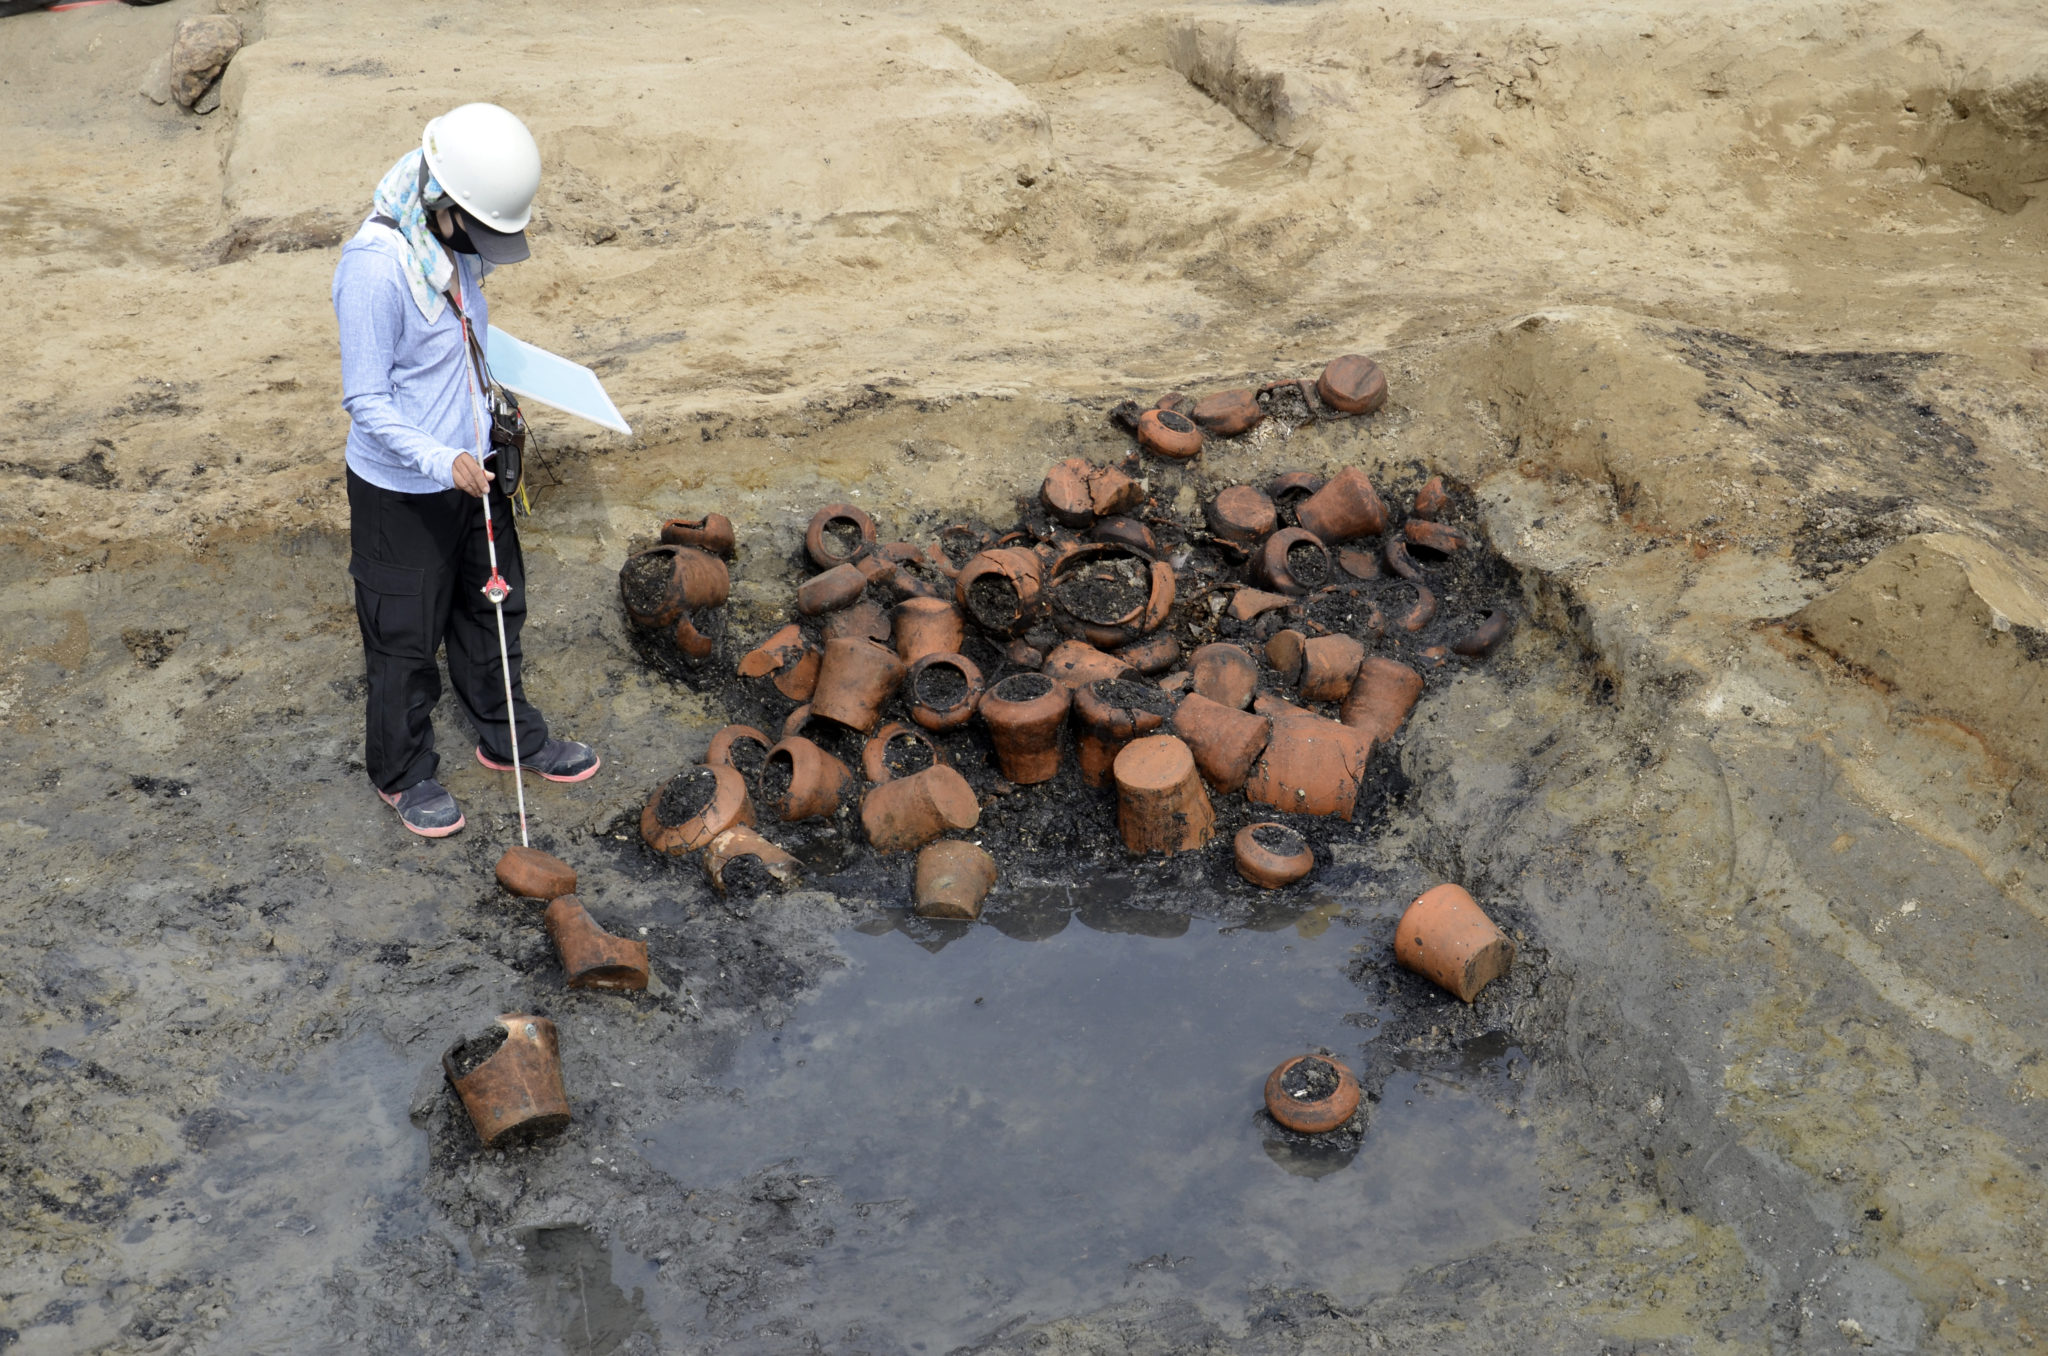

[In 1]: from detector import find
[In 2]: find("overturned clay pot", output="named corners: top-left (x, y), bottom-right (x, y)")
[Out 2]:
top-left (1191, 641), bottom-right (1259, 710)
top-left (863, 720), bottom-right (945, 784)
top-left (1395, 883), bottom-right (1515, 1003)
top-left (1412, 476), bottom-right (1449, 521)
top-left (1041, 458), bottom-right (1143, 527)
top-left (1207, 484), bottom-right (1280, 549)
top-left (1190, 388), bottom-right (1264, 436)
top-left (797, 561), bottom-right (869, 617)
top-left (1339, 657), bottom-right (1425, 744)
top-left (1294, 467), bottom-right (1388, 544)
top-left (1072, 678), bottom-right (1172, 788)
top-left (1246, 715), bottom-right (1371, 819)
top-left (861, 764), bottom-right (981, 853)
top-left (980, 671), bottom-right (1072, 784)
top-left (764, 736), bottom-right (855, 822)
top-left (659, 513), bottom-right (736, 558)
top-left (913, 839), bottom-right (998, 920)
top-left (1405, 519), bottom-right (1469, 555)
top-left (810, 637), bottom-right (907, 732)
top-left (704, 827), bottom-right (800, 894)
top-left (805, 503), bottom-right (877, 571)
top-left (737, 623), bottom-right (821, 701)
top-left (1136, 408), bottom-right (1203, 460)
top-left (495, 845), bottom-right (576, 901)
top-left (642, 764), bottom-right (754, 855)
top-left (1113, 734), bottom-right (1216, 856)
top-left (1263, 1054), bottom-right (1361, 1134)
top-left (954, 547), bottom-right (1045, 637)
top-left (1266, 628), bottom-right (1308, 685)
top-left (1115, 631), bottom-right (1180, 675)
top-left (1169, 692), bottom-right (1273, 794)
top-left (1316, 354), bottom-right (1389, 415)
top-left (1041, 638), bottom-right (1132, 690)
top-left (905, 651), bottom-right (984, 732)
top-left (444, 1014), bottom-right (571, 1148)
top-left (1252, 528), bottom-right (1332, 595)
top-left (619, 544), bottom-right (730, 629)
top-left (892, 596), bottom-right (967, 665)
top-left (543, 896), bottom-right (650, 991)
top-left (1299, 634), bottom-right (1366, 703)
top-left (1235, 823), bottom-right (1314, 890)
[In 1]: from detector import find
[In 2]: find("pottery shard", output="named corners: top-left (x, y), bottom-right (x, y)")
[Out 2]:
top-left (171, 16), bottom-right (242, 110)
top-left (496, 846), bottom-right (577, 901)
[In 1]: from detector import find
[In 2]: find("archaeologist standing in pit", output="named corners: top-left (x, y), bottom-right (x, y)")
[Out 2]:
top-left (332, 103), bottom-right (598, 837)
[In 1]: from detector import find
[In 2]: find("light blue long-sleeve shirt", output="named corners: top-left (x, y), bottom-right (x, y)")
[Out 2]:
top-left (332, 221), bottom-right (492, 494)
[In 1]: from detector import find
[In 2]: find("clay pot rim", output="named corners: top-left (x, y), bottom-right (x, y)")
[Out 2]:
top-left (862, 720), bottom-right (945, 784)
top-left (986, 670), bottom-right (1062, 706)
top-left (645, 763), bottom-right (750, 853)
top-left (905, 651), bottom-right (985, 713)
top-left (1234, 822), bottom-right (1315, 889)
top-left (1263, 1054), bottom-right (1362, 1134)
top-left (805, 503), bottom-right (879, 569)
top-left (704, 723), bottom-right (772, 769)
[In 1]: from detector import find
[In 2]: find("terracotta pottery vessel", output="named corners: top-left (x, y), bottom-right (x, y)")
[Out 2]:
top-left (905, 652), bottom-right (985, 732)
top-left (659, 513), bottom-right (736, 558)
top-left (1263, 1054), bottom-right (1361, 1134)
top-left (1395, 883), bottom-right (1516, 1003)
top-left (642, 764), bottom-right (754, 854)
top-left (671, 608), bottom-right (722, 663)
top-left (1041, 639), bottom-right (1133, 690)
top-left (1041, 458), bottom-right (1144, 527)
top-left (1252, 528), bottom-right (1332, 595)
top-left (1404, 519), bottom-right (1468, 554)
top-left (1154, 391), bottom-right (1193, 414)
top-left (1268, 471), bottom-right (1325, 523)
top-left (1294, 467), bottom-right (1388, 544)
top-left (1316, 354), bottom-right (1389, 415)
top-left (1190, 388), bottom-right (1264, 436)
top-left (810, 637), bottom-right (907, 732)
top-left (805, 503), bottom-right (877, 570)
top-left (543, 896), bottom-right (650, 991)
top-left (954, 546), bottom-right (1046, 637)
top-left (1206, 484), bottom-right (1279, 548)
top-left (1007, 641), bottom-right (1046, 670)
top-left (862, 721), bottom-right (946, 784)
top-left (781, 705), bottom-right (813, 737)
top-left (1112, 734), bottom-right (1216, 855)
top-left (929, 524), bottom-right (990, 578)
top-left (1234, 823), bottom-right (1314, 890)
top-left (1169, 692), bottom-right (1273, 793)
top-left (797, 562), bottom-right (866, 617)
top-left (763, 736), bottom-right (855, 821)
top-left (1226, 587), bottom-right (1295, 622)
top-left (1451, 611), bottom-right (1513, 659)
top-left (737, 624), bottom-right (821, 701)
top-left (704, 723), bottom-right (773, 773)
top-left (1191, 642), bottom-right (1259, 710)
top-left (891, 596), bottom-right (967, 665)
top-left (1298, 634), bottom-right (1366, 703)
top-left (1072, 679), bottom-right (1172, 788)
top-left (823, 599), bottom-right (892, 644)
top-left (861, 764), bottom-right (981, 853)
top-left (1245, 715), bottom-right (1371, 819)
top-left (1252, 691), bottom-right (1315, 721)
top-left (1411, 476), bottom-right (1449, 521)
top-left (620, 544), bottom-right (730, 628)
top-left (913, 840), bottom-right (998, 921)
top-left (1339, 657), bottom-right (1425, 743)
top-left (444, 1015), bottom-right (571, 1147)
top-left (1396, 582), bottom-right (1437, 633)
top-left (495, 845), bottom-right (576, 901)
top-left (1266, 629), bottom-right (1308, 685)
top-left (1136, 407), bottom-right (1203, 460)
top-left (979, 671), bottom-right (1071, 783)
top-left (1091, 516), bottom-right (1157, 554)
top-left (703, 827), bottom-right (800, 893)
top-left (1115, 631), bottom-right (1180, 675)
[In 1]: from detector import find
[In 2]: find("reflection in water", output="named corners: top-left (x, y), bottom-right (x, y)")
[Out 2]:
top-left (642, 885), bottom-right (1539, 1349)
top-left (521, 1225), bottom-right (651, 1356)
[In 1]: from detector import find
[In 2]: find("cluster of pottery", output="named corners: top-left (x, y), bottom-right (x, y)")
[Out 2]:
top-left (1110, 353), bottom-right (1393, 462)
top-left (617, 513), bottom-right (737, 678)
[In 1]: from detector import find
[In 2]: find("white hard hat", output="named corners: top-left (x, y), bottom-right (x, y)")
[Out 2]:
top-left (422, 103), bottom-right (542, 235)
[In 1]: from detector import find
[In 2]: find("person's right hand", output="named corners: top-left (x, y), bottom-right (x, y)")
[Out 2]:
top-left (451, 452), bottom-right (490, 498)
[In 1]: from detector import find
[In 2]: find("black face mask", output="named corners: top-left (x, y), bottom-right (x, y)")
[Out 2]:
top-left (431, 210), bottom-right (481, 257)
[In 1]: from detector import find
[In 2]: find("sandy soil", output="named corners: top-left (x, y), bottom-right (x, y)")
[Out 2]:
top-left (5, 0), bottom-right (2048, 1352)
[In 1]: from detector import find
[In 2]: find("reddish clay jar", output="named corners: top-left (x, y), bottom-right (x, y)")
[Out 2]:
top-left (1227, 587), bottom-right (1295, 622)
top-left (906, 652), bottom-right (985, 732)
top-left (764, 736), bottom-right (855, 822)
top-left (862, 721), bottom-right (946, 784)
top-left (810, 637), bottom-right (907, 732)
top-left (620, 544), bottom-right (730, 628)
top-left (1252, 528), bottom-right (1332, 595)
top-left (861, 764), bottom-right (981, 853)
top-left (1191, 642), bottom-right (1259, 710)
top-left (1072, 679), bottom-right (1172, 788)
top-left (1412, 476), bottom-right (1449, 521)
top-left (913, 840), bottom-right (998, 921)
top-left (495, 845), bottom-right (576, 901)
top-left (1091, 516), bottom-right (1157, 554)
top-left (1316, 354), bottom-right (1389, 415)
top-left (1169, 692), bottom-right (1272, 794)
top-left (1263, 1054), bottom-right (1361, 1134)
top-left (1041, 459), bottom-right (1098, 528)
top-left (704, 827), bottom-right (799, 893)
top-left (1340, 657), bottom-right (1425, 743)
top-left (659, 514), bottom-right (736, 558)
top-left (737, 624), bottom-right (821, 701)
top-left (1042, 639), bottom-right (1133, 690)
top-left (1207, 484), bottom-right (1280, 548)
top-left (1246, 715), bottom-right (1371, 819)
top-left (892, 596), bottom-right (967, 665)
top-left (1190, 389), bottom-right (1264, 436)
top-left (705, 723), bottom-right (773, 774)
top-left (1115, 632), bottom-right (1180, 675)
top-left (1266, 629), bottom-right (1307, 684)
top-left (543, 896), bottom-right (650, 991)
top-left (1405, 519), bottom-right (1469, 554)
top-left (1136, 408), bottom-right (1203, 460)
top-left (1451, 611), bottom-right (1512, 659)
top-left (1112, 734), bottom-right (1215, 856)
top-left (980, 672), bottom-right (1071, 784)
top-left (444, 1015), bottom-right (571, 1147)
top-left (1298, 634), bottom-right (1366, 703)
top-left (1295, 467), bottom-right (1388, 544)
top-left (954, 547), bottom-right (1045, 637)
top-left (1253, 691), bottom-right (1314, 721)
top-left (805, 503), bottom-right (877, 570)
top-left (642, 764), bottom-right (755, 855)
top-left (1395, 883), bottom-right (1515, 1003)
top-left (1234, 823), bottom-right (1314, 890)
top-left (797, 561), bottom-right (869, 617)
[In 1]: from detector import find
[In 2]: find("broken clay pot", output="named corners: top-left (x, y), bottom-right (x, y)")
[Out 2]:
top-left (1190, 388), bottom-right (1264, 436)
top-left (1091, 516), bottom-right (1157, 555)
top-left (1411, 476), bottom-right (1449, 521)
top-left (1191, 642), bottom-right (1259, 710)
top-left (1315, 354), bottom-right (1389, 415)
top-left (810, 637), bottom-right (907, 732)
top-left (1072, 678), bottom-right (1171, 788)
top-left (659, 513), bottom-right (736, 557)
top-left (913, 840), bottom-right (998, 920)
top-left (704, 827), bottom-right (800, 893)
top-left (1404, 519), bottom-right (1469, 554)
top-left (1396, 582), bottom-right (1437, 633)
top-left (1251, 528), bottom-right (1332, 595)
top-left (1234, 823), bottom-right (1314, 890)
top-left (1339, 657), bottom-right (1425, 744)
top-left (496, 845), bottom-right (576, 901)
top-left (1169, 692), bottom-right (1273, 794)
top-left (1263, 1054), bottom-right (1361, 1134)
top-left (861, 764), bottom-right (981, 853)
top-left (705, 723), bottom-right (773, 773)
top-left (765, 736), bottom-right (855, 821)
top-left (823, 598), bottom-right (892, 644)
top-left (1226, 587), bottom-right (1295, 622)
top-left (1294, 467), bottom-right (1388, 544)
top-left (642, 764), bottom-right (754, 855)
top-left (805, 503), bottom-right (877, 571)
top-left (979, 671), bottom-right (1072, 784)
top-left (1298, 634), bottom-right (1366, 703)
top-left (1112, 734), bottom-right (1216, 855)
top-left (1268, 471), bottom-right (1325, 522)
top-left (1245, 715), bottom-right (1371, 819)
top-left (737, 624), bottom-right (821, 701)
top-left (444, 1015), bottom-right (571, 1147)
top-left (862, 721), bottom-right (946, 784)
top-left (1135, 408), bottom-right (1203, 460)
top-left (1395, 883), bottom-right (1515, 1003)
top-left (543, 896), bottom-right (650, 991)
top-left (905, 651), bottom-right (985, 732)
top-left (1206, 484), bottom-right (1280, 548)
top-left (1451, 611), bottom-right (1513, 659)
top-left (1114, 631), bottom-right (1180, 675)
top-left (796, 561), bottom-right (869, 616)
top-left (620, 544), bottom-right (730, 628)
top-left (892, 596), bottom-right (967, 665)
top-left (954, 547), bottom-right (1046, 637)
top-left (1041, 639), bottom-right (1132, 690)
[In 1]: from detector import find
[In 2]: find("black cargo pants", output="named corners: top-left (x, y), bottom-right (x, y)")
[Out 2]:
top-left (347, 467), bottom-right (548, 794)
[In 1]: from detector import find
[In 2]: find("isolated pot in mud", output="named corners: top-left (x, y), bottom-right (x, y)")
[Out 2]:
top-left (1339, 657), bottom-right (1425, 744)
top-left (1315, 354), bottom-right (1389, 415)
top-left (905, 651), bottom-right (984, 732)
top-left (1190, 388), bottom-right (1264, 436)
top-left (810, 637), bottom-right (907, 732)
top-left (641, 764), bottom-right (754, 854)
top-left (805, 503), bottom-right (877, 570)
top-left (1252, 528), bottom-right (1332, 596)
top-left (979, 671), bottom-right (1071, 784)
top-left (737, 624), bottom-right (821, 701)
top-left (495, 845), bottom-right (576, 901)
top-left (862, 721), bottom-right (945, 784)
top-left (1112, 734), bottom-right (1215, 856)
top-left (954, 546), bottom-right (1045, 637)
top-left (763, 736), bottom-right (855, 821)
top-left (1072, 678), bottom-right (1172, 787)
top-left (543, 896), bottom-right (650, 991)
top-left (1263, 1054), bottom-right (1361, 1134)
top-left (891, 596), bottom-right (966, 665)
top-left (704, 826), bottom-right (799, 894)
top-left (1294, 466), bottom-right (1388, 544)
top-left (1396, 884), bottom-right (1515, 1003)
top-left (619, 543), bottom-right (730, 629)
top-left (443, 1015), bottom-right (571, 1148)
top-left (659, 513), bottom-right (736, 557)
top-left (1135, 407), bottom-right (1203, 460)
top-left (797, 561), bottom-right (869, 616)
top-left (913, 839), bottom-right (998, 921)
top-left (1168, 691), bottom-right (1271, 793)
top-left (1206, 484), bottom-right (1279, 548)
top-left (1190, 641), bottom-right (1259, 710)
top-left (1246, 715), bottom-right (1370, 819)
top-left (1234, 823), bottom-right (1314, 890)
top-left (860, 763), bottom-right (981, 853)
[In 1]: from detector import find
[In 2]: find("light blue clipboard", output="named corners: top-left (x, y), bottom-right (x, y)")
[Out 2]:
top-left (485, 325), bottom-right (632, 436)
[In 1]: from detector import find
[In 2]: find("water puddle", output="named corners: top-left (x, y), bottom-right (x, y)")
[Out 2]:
top-left (638, 879), bottom-right (1539, 1348)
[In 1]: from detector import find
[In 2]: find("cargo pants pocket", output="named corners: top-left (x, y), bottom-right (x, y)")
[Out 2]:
top-left (349, 552), bottom-right (429, 660)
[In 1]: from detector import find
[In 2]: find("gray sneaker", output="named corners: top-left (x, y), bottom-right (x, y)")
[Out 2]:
top-left (377, 778), bottom-right (465, 838)
top-left (475, 739), bottom-right (601, 783)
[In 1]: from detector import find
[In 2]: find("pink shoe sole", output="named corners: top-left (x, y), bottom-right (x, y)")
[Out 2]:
top-left (377, 790), bottom-right (466, 838)
top-left (475, 747), bottom-right (601, 783)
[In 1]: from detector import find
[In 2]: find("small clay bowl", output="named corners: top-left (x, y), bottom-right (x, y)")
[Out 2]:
top-left (1264, 1054), bottom-right (1361, 1134)
top-left (1136, 408), bottom-right (1203, 460)
top-left (905, 651), bottom-right (984, 732)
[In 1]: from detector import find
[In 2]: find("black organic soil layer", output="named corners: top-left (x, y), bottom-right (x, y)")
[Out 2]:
top-left (992, 672), bottom-right (1055, 704)
top-left (1285, 539), bottom-right (1330, 589)
top-left (1281, 1056), bottom-right (1341, 1101)
top-left (720, 853), bottom-right (782, 897)
top-left (656, 767), bottom-right (719, 827)
top-left (621, 550), bottom-right (674, 617)
top-left (1091, 679), bottom-right (1172, 717)
top-left (1055, 556), bottom-right (1149, 625)
top-left (915, 662), bottom-right (970, 708)
top-left (882, 733), bottom-right (937, 778)
top-left (759, 751), bottom-right (795, 808)
top-left (1251, 823), bottom-right (1304, 855)
top-left (444, 1029), bottom-right (508, 1080)
top-left (725, 736), bottom-right (769, 794)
